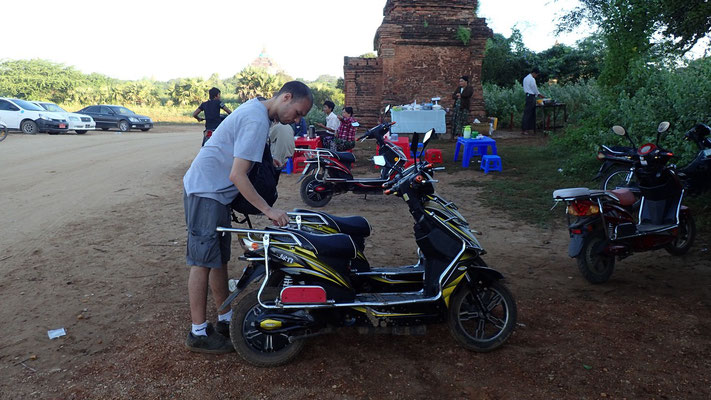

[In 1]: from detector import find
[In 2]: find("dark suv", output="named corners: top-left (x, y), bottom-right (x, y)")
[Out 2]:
top-left (76, 105), bottom-right (153, 132)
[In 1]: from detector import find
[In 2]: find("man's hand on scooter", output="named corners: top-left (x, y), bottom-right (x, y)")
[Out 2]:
top-left (265, 207), bottom-right (289, 227)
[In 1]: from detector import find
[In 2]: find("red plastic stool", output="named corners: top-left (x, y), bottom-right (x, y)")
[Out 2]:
top-left (293, 156), bottom-right (306, 173)
top-left (425, 149), bottom-right (443, 164)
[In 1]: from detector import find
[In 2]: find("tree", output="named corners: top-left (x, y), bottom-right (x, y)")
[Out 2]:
top-left (557, 0), bottom-right (711, 87)
top-left (233, 67), bottom-right (285, 102)
top-left (481, 29), bottom-right (534, 87)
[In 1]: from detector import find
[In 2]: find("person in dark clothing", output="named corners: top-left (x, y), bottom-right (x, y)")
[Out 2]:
top-left (451, 76), bottom-right (473, 140)
top-left (193, 87), bottom-right (232, 146)
top-left (292, 117), bottom-right (307, 137)
top-left (521, 67), bottom-right (545, 135)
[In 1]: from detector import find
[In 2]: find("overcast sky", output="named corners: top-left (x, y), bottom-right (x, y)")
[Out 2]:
top-left (2, 0), bottom-right (584, 81)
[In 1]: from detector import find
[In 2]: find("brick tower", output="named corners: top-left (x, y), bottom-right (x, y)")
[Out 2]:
top-left (344, 0), bottom-right (492, 130)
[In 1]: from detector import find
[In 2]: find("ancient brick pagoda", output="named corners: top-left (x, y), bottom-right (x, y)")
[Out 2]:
top-left (344, 0), bottom-right (492, 131)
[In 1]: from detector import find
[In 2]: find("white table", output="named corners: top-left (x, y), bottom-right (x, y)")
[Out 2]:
top-left (390, 109), bottom-right (447, 135)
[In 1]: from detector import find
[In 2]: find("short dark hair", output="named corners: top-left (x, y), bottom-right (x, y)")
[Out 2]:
top-left (276, 81), bottom-right (314, 104)
top-left (323, 100), bottom-right (335, 111)
top-left (460, 76), bottom-right (469, 82)
top-left (531, 67), bottom-right (540, 74)
top-left (344, 106), bottom-right (353, 115)
top-left (209, 87), bottom-right (220, 99)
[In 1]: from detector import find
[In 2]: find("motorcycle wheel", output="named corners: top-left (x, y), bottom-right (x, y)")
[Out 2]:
top-left (665, 213), bottom-right (696, 255)
top-left (577, 232), bottom-right (615, 284)
top-left (230, 288), bottom-right (305, 367)
top-left (601, 167), bottom-right (637, 191)
top-left (300, 174), bottom-right (332, 207)
top-left (448, 280), bottom-right (517, 352)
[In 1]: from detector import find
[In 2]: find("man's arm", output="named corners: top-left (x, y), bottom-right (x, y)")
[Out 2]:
top-left (192, 107), bottom-right (204, 121)
top-left (229, 157), bottom-right (288, 226)
top-left (221, 104), bottom-right (232, 114)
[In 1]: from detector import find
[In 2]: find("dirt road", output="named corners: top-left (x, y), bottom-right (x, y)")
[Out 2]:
top-left (1, 127), bottom-right (710, 399)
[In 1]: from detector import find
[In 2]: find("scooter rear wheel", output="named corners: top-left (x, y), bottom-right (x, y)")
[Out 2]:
top-left (300, 174), bottom-right (332, 207)
top-left (230, 288), bottom-right (305, 367)
top-left (577, 232), bottom-right (615, 283)
top-left (448, 280), bottom-right (517, 352)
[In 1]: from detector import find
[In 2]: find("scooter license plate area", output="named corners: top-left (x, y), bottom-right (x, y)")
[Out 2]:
top-left (281, 286), bottom-right (327, 304)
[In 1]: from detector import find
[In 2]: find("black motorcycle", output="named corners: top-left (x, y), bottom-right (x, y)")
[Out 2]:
top-left (218, 129), bottom-right (517, 367)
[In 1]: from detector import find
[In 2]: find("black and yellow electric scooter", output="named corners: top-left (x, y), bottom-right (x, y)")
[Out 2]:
top-left (218, 130), bottom-right (517, 367)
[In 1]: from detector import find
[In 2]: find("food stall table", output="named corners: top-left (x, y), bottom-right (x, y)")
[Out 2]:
top-left (390, 109), bottom-right (446, 135)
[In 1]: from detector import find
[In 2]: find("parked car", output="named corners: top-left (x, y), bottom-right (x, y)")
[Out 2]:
top-left (31, 101), bottom-right (96, 134)
top-left (0, 97), bottom-right (68, 134)
top-left (76, 105), bottom-right (153, 132)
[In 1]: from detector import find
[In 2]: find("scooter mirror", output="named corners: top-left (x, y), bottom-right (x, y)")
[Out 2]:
top-left (657, 121), bottom-right (670, 133)
top-left (372, 155), bottom-right (386, 166)
top-left (422, 129), bottom-right (434, 146)
top-left (612, 125), bottom-right (626, 136)
top-left (351, 122), bottom-right (360, 127)
top-left (411, 132), bottom-right (421, 159)
top-left (383, 105), bottom-right (391, 114)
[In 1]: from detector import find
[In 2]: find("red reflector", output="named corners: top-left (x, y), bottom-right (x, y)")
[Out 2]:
top-left (570, 228), bottom-right (583, 234)
top-left (59, 124), bottom-right (66, 128)
top-left (315, 186), bottom-right (326, 192)
top-left (281, 286), bottom-right (327, 304)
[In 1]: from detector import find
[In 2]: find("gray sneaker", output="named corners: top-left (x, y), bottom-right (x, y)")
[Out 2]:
top-left (185, 323), bottom-right (234, 354)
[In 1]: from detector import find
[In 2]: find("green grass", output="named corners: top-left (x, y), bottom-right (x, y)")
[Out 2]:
top-left (442, 138), bottom-right (598, 228)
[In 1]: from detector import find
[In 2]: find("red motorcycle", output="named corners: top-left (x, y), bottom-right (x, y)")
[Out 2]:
top-left (553, 122), bottom-right (696, 283)
top-left (297, 113), bottom-right (409, 207)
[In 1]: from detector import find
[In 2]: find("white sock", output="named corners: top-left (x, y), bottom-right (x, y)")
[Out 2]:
top-left (218, 310), bottom-right (232, 323)
top-left (191, 321), bottom-right (208, 336)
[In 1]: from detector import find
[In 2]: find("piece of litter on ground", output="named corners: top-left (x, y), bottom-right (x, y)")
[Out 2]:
top-left (48, 328), bottom-right (66, 339)
top-left (583, 364), bottom-right (593, 370)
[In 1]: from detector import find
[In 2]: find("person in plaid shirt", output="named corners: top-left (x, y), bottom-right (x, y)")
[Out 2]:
top-left (335, 107), bottom-right (357, 151)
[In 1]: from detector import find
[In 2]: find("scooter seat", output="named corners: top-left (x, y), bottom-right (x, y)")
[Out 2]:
top-left (293, 209), bottom-right (372, 237)
top-left (271, 227), bottom-right (357, 259)
top-left (610, 188), bottom-right (636, 206)
top-left (334, 152), bottom-right (356, 164)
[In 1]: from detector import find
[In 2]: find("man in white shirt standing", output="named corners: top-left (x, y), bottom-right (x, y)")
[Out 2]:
top-left (521, 67), bottom-right (545, 135)
top-left (315, 100), bottom-right (340, 150)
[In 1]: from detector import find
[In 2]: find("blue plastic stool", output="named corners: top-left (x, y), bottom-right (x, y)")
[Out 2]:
top-left (282, 157), bottom-right (293, 174)
top-left (480, 155), bottom-right (502, 173)
top-left (410, 142), bottom-right (425, 158)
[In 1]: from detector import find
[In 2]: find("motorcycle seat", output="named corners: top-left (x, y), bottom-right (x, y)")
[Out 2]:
top-left (334, 152), bottom-right (356, 164)
top-left (293, 209), bottom-right (372, 237)
top-left (271, 227), bottom-right (357, 259)
top-left (609, 189), bottom-right (636, 206)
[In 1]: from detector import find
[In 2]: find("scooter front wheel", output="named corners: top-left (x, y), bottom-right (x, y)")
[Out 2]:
top-left (448, 280), bottom-right (517, 352)
top-left (300, 174), bottom-right (333, 207)
top-left (230, 289), bottom-right (305, 367)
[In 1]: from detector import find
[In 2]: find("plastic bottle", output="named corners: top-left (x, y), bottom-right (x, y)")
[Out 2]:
top-left (463, 125), bottom-right (471, 139)
top-left (488, 121), bottom-right (493, 136)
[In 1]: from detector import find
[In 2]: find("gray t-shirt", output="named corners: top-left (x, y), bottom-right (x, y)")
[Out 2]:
top-left (183, 98), bottom-right (270, 204)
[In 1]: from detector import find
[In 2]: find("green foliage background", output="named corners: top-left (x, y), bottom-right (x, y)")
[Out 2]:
top-left (0, 59), bottom-right (345, 124)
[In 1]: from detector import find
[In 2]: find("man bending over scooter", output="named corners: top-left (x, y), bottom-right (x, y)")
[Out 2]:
top-left (182, 81), bottom-right (313, 353)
